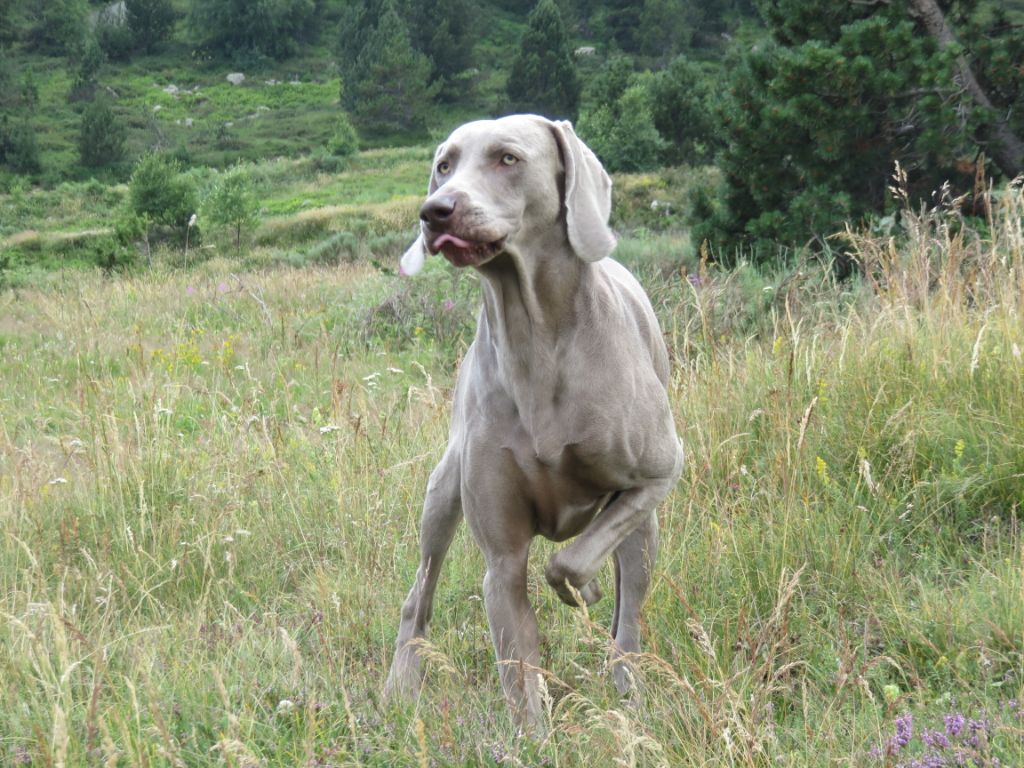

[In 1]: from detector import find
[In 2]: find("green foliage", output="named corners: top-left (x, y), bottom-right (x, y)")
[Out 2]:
top-left (706, 0), bottom-right (980, 256)
top-left (68, 35), bottom-right (106, 101)
top-left (0, 115), bottom-right (41, 174)
top-left (126, 0), bottom-right (176, 54)
top-left (23, 0), bottom-right (88, 54)
top-left (188, 0), bottom-right (318, 60)
top-left (506, 0), bottom-right (580, 120)
top-left (78, 97), bottom-right (127, 168)
top-left (407, 0), bottom-right (480, 101)
top-left (577, 82), bottom-right (665, 172)
top-left (704, 0), bottom-right (1024, 260)
top-left (129, 153), bottom-right (198, 241)
top-left (202, 166), bottom-right (261, 251)
top-left (344, 0), bottom-right (438, 133)
top-left (648, 55), bottom-right (723, 165)
top-left (327, 113), bottom-right (360, 157)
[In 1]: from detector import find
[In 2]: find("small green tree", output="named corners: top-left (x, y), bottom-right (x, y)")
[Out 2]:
top-left (129, 153), bottom-right (198, 243)
top-left (577, 83), bottom-right (665, 172)
top-left (203, 167), bottom-right (260, 252)
top-left (506, 0), bottom-right (580, 120)
top-left (346, 0), bottom-right (437, 133)
top-left (78, 97), bottom-right (127, 168)
top-left (126, 0), bottom-right (176, 53)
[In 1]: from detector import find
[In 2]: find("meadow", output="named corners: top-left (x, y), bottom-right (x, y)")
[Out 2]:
top-left (1, 165), bottom-right (1023, 767)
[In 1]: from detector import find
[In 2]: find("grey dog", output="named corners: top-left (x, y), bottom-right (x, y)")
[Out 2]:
top-left (386, 114), bottom-right (683, 731)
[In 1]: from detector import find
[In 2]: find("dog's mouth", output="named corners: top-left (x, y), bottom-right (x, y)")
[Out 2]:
top-left (427, 232), bottom-right (505, 268)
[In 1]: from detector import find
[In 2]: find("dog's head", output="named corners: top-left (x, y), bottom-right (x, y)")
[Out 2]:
top-left (400, 115), bottom-right (615, 275)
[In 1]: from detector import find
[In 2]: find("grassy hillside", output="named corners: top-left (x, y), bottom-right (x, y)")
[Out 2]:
top-left (1, 185), bottom-right (1022, 766)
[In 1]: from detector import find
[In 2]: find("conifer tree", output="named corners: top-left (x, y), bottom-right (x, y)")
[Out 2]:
top-left (506, 0), bottom-right (580, 120)
top-left (346, 0), bottom-right (438, 133)
top-left (701, 0), bottom-right (1023, 256)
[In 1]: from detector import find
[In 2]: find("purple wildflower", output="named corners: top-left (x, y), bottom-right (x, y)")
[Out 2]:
top-left (443, 298), bottom-right (455, 312)
top-left (889, 712), bottom-right (914, 754)
top-left (687, 273), bottom-right (702, 287)
top-left (218, 282), bottom-right (229, 293)
top-left (944, 712), bottom-right (965, 737)
top-left (922, 729), bottom-right (950, 750)
top-left (186, 285), bottom-right (196, 296)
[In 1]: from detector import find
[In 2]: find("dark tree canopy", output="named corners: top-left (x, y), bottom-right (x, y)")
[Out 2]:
top-left (505, 0), bottom-right (580, 120)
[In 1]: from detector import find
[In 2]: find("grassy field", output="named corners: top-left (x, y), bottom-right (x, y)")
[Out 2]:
top-left (1, 171), bottom-right (1023, 766)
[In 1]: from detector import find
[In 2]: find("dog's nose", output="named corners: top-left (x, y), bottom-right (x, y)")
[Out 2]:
top-left (420, 195), bottom-right (457, 229)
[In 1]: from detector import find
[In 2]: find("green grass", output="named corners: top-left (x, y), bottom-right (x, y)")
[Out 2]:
top-left (1, 181), bottom-right (1023, 764)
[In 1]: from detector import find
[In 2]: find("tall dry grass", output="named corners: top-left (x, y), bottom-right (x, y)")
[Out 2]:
top-left (1, 181), bottom-right (1022, 766)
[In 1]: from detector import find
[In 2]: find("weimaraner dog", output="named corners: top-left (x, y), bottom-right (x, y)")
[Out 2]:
top-left (386, 114), bottom-right (683, 731)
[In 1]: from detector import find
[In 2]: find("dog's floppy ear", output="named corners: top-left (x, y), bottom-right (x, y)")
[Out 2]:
top-left (549, 120), bottom-right (616, 262)
top-left (400, 142), bottom-right (449, 276)
top-left (399, 233), bottom-right (426, 276)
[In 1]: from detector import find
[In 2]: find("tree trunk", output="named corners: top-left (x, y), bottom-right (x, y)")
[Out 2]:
top-left (908, 0), bottom-right (1023, 178)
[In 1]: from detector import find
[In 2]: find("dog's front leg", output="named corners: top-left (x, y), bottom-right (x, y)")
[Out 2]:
top-left (545, 447), bottom-right (681, 609)
top-left (482, 547), bottom-right (545, 734)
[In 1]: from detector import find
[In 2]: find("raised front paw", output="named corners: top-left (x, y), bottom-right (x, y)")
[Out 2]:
top-left (545, 553), bottom-right (602, 607)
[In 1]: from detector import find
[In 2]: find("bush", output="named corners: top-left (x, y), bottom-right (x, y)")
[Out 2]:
top-left (327, 113), bottom-right (360, 157)
top-left (78, 98), bottom-right (127, 168)
top-left (126, 0), bottom-right (176, 53)
top-left (128, 153), bottom-right (199, 243)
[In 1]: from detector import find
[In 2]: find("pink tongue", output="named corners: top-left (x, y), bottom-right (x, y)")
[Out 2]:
top-left (435, 233), bottom-right (473, 250)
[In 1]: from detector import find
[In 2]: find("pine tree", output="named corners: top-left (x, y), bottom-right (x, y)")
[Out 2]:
top-left (701, 0), bottom-right (1023, 257)
top-left (407, 0), bottom-right (479, 102)
top-left (346, 0), bottom-right (438, 133)
top-left (506, 0), bottom-right (580, 120)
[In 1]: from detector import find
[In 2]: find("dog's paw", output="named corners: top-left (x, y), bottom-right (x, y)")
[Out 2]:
top-left (545, 554), bottom-right (602, 607)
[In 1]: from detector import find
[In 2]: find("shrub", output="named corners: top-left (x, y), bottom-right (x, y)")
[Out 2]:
top-left (327, 113), bottom-right (360, 157)
top-left (78, 97), bottom-right (127, 168)
top-left (95, 6), bottom-right (134, 61)
top-left (126, 0), bottom-right (176, 53)
top-left (128, 153), bottom-right (198, 243)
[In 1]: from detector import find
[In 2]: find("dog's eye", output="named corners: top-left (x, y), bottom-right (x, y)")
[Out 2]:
top-left (437, 160), bottom-right (451, 175)
top-left (500, 153), bottom-right (519, 166)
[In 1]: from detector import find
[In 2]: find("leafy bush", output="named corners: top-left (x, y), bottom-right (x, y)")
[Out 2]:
top-left (128, 153), bottom-right (199, 243)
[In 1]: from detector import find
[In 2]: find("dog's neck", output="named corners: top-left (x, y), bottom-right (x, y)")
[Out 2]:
top-left (477, 234), bottom-right (585, 348)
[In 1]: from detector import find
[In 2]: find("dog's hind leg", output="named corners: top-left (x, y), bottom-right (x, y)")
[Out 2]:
top-left (385, 448), bottom-right (463, 700)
